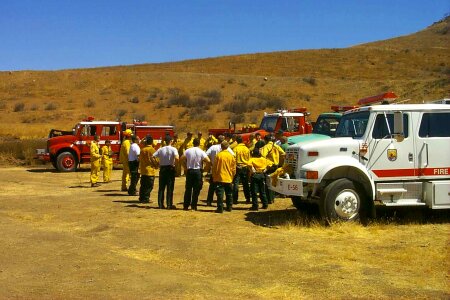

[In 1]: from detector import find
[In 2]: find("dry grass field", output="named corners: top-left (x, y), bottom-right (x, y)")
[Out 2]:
top-left (0, 165), bottom-right (449, 299)
top-left (0, 17), bottom-right (449, 299)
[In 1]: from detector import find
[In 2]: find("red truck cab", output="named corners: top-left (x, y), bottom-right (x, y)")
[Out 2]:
top-left (36, 118), bottom-right (173, 172)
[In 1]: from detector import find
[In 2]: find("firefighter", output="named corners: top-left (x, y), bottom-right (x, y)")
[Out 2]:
top-left (205, 133), bottom-right (218, 150)
top-left (90, 135), bottom-right (102, 187)
top-left (260, 134), bottom-right (285, 204)
top-left (139, 136), bottom-right (158, 203)
top-left (232, 135), bottom-right (251, 204)
top-left (119, 129), bottom-right (132, 191)
top-left (247, 148), bottom-right (272, 210)
top-left (212, 141), bottom-right (236, 213)
top-left (247, 133), bottom-right (256, 151)
top-left (101, 139), bottom-right (113, 183)
top-left (197, 131), bottom-right (206, 150)
top-left (172, 133), bottom-right (183, 177)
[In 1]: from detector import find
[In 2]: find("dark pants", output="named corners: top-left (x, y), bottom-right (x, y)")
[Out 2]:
top-left (206, 177), bottom-right (216, 205)
top-left (264, 174), bottom-right (274, 204)
top-left (158, 166), bottom-right (176, 209)
top-left (251, 173), bottom-right (268, 207)
top-left (233, 166), bottom-right (251, 203)
top-left (215, 182), bottom-right (233, 212)
top-left (139, 175), bottom-right (155, 202)
top-left (128, 160), bottom-right (140, 195)
top-left (183, 169), bottom-right (203, 210)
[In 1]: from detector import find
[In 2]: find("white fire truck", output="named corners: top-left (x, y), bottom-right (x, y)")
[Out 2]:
top-left (269, 93), bottom-right (450, 222)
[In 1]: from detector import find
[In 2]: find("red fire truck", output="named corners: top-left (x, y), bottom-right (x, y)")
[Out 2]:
top-left (208, 108), bottom-right (313, 142)
top-left (35, 117), bottom-right (174, 172)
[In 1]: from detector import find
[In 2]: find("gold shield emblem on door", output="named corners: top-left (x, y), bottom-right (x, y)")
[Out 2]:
top-left (387, 149), bottom-right (397, 161)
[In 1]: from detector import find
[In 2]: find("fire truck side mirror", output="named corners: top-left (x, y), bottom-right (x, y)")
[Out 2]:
top-left (393, 111), bottom-right (404, 142)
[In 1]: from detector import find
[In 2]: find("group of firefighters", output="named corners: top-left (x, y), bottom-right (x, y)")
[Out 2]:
top-left (89, 129), bottom-right (289, 213)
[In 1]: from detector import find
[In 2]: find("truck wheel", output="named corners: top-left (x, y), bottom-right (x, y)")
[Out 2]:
top-left (56, 152), bottom-right (77, 172)
top-left (320, 178), bottom-right (364, 223)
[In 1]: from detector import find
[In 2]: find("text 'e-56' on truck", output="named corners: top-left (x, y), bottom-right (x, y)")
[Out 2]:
top-left (269, 100), bottom-right (450, 223)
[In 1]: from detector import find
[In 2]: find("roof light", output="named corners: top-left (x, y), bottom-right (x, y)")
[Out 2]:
top-left (330, 105), bottom-right (359, 112)
top-left (357, 92), bottom-right (398, 106)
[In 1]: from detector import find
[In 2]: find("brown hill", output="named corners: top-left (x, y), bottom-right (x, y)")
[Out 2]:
top-left (0, 17), bottom-right (448, 138)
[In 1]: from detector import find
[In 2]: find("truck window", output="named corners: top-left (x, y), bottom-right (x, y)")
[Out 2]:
top-left (335, 111), bottom-right (370, 138)
top-left (280, 117), bottom-right (299, 132)
top-left (372, 113), bottom-right (409, 139)
top-left (260, 116), bottom-right (278, 132)
top-left (101, 125), bottom-right (117, 136)
top-left (419, 112), bottom-right (450, 137)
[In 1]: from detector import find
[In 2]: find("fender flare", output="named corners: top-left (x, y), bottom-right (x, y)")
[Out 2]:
top-left (50, 144), bottom-right (81, 162)
top-left (302, 156), bottom-right (375, 200)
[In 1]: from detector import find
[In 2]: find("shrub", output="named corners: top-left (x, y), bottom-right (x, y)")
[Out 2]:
top-left (200, 90), bottom-right (222, 104)
top-left (302, 76), bottom-right (317, 86)
top-left (30, 104), bottom-right (39, 111)
top-left (227, 78), bottom-right (235, 84)
top-left (130, 96), bottom-right (139, 104)
top-left (133, 114), bottom-right (146, 121)
top-left (44, 102), bottom-right (57, 111)
top-left (115, 109), bottom-right (127, 119)
top-left (168, 93), bottom-right (191, 107)
top-left (13, 102), bottom-right (25, 112)
top-left (147, 87), bottom-right (161, 102)
top-left (230, 113), bottom-right (245, 124)
top-left (84, 99), bottom-right (95, 108)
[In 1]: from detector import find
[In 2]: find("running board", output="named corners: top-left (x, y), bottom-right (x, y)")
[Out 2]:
top-left (383, 201), bottom-right (426, 207)
top-left (377, 188), bottom-right (407, 195)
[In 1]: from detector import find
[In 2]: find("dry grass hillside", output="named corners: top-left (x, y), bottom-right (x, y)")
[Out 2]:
top-left (0, 16), bottom-right (448, 139)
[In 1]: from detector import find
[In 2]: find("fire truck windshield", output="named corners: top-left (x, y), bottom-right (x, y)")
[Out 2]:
top-left (335, 111), bottom-right (370, 138)
top-left (259, 116), bottom-right (278, 132)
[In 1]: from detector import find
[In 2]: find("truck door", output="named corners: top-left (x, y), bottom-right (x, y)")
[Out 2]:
top-left (366, 112), bottom-right (417, 180)
top-left (78, 124), bottom-right (98, 163)
top-left (100, 124), bottom-right (120, 161)
top-left (416, 112), bottom-right (450, 179)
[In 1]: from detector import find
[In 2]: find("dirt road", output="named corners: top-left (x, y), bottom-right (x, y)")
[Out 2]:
top-left (0, 166), bottom-right (449, 299)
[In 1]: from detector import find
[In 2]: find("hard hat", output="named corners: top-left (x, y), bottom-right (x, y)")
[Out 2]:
top-left (124, 129), bottom-right (132, 136)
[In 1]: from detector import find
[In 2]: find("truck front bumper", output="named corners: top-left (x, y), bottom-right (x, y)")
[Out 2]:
top-left (35, 149), bottom-right (51, 162)
top-left (268, 177), bottom-right (304, 197)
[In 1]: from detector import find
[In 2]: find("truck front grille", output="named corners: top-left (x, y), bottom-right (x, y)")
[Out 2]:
top-left (285, 148), bottom-right (299, 175)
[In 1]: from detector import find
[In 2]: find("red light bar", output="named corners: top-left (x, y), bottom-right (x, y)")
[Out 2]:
top-left (330, 105), bottom-right (359, 112)
top-left (289, 107), bottom-right (308, 113)
top-left (357, 92), bottom-right (398, 106)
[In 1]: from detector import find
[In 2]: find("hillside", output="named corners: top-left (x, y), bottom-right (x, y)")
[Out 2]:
top-left (0, 17), bottom-right (448, 138)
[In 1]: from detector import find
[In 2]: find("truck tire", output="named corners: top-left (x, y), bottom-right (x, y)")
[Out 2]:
top-left (319, 178), bottom-right (364, 223)
top-left (56, 152), bottom-right (77, 172)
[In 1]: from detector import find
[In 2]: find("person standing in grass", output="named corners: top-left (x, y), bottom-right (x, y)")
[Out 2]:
top-left (212, 141), bottom-right (236, 213)
top-left (139, 136), bottom-right (158, 203)
top-left (119, 129), bottom-right (132, 191)
top-left (101, 139), bottom-right (113, 183)
top-left (127, 135), bottom-right (141, 196)
top-left (153, 135), bottom-right (179, 209)
top-left (180, 138), bottom-right (210, 211)
top-left (90, 135), bottom-right (102, 187)
top-left (232, 135), bottom-right (251, 204)
top-left (247, 148), bottom-right (272, 211)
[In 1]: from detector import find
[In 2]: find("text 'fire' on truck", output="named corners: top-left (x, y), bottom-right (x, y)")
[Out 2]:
top-left (268, 92), bottom-right (450, 223)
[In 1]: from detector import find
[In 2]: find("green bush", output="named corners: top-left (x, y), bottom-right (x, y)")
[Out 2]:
top-left (44, 102), bottom-right (57, 111)
top-left (13, 102), bottom-right (25, 112)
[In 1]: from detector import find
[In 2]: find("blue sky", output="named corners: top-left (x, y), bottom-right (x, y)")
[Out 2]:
top-left (0, 0), bottom-right (448, 71)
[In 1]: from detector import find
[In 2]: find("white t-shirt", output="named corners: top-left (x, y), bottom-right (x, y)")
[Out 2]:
top-left (128, 143), bottom-right (140, 161)
top-left (184, 147), bottom-right (208, 170)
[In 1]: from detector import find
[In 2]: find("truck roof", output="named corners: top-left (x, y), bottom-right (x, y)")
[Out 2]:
top-left (264, 112), bottom-right (305, 117)
top-left (345, 103), bottom-right (450, 114)
top-left (79, 121), bottom-right (121, 125)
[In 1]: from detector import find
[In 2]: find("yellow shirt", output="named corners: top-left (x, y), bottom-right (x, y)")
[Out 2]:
top-left (212, 150), bottom-right (236, 183)
top-left (198, 137), bottom-right (206, 150)
top-left (229, 140), bottom-right (238, 150)
top-left (260, 141), bottom-right (285, 166)
top-left (90, 141), bottom-right (101, 162)
top-left (101, 145), bottom-right (113, 164)
top-left (247, 157), bottom-right (273, 173)
top-left (119, 139), bottom-right (131, 164)
top-left (205, 135), bottom-right (218, 149)
top-left (139, 145), bottom-right (158, 176)
top-left (247, 138), bottom-right (257, 151)
top-left (233, 143), bottom-right (250, 166)
top-left (179, 137), bottom-right (193, 154)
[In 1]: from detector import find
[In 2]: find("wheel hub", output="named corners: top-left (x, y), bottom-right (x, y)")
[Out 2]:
top-left (334, 190), bottom-right (359, 219)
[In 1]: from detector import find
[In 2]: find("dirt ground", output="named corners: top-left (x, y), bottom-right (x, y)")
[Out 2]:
top-left (0, 165), bottom-right (449, 299)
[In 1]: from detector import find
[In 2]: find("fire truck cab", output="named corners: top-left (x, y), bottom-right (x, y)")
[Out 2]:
top-left (36, 118), bottom-right (173, 172)
top-left (269, 96), bottom-right (450, 222)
